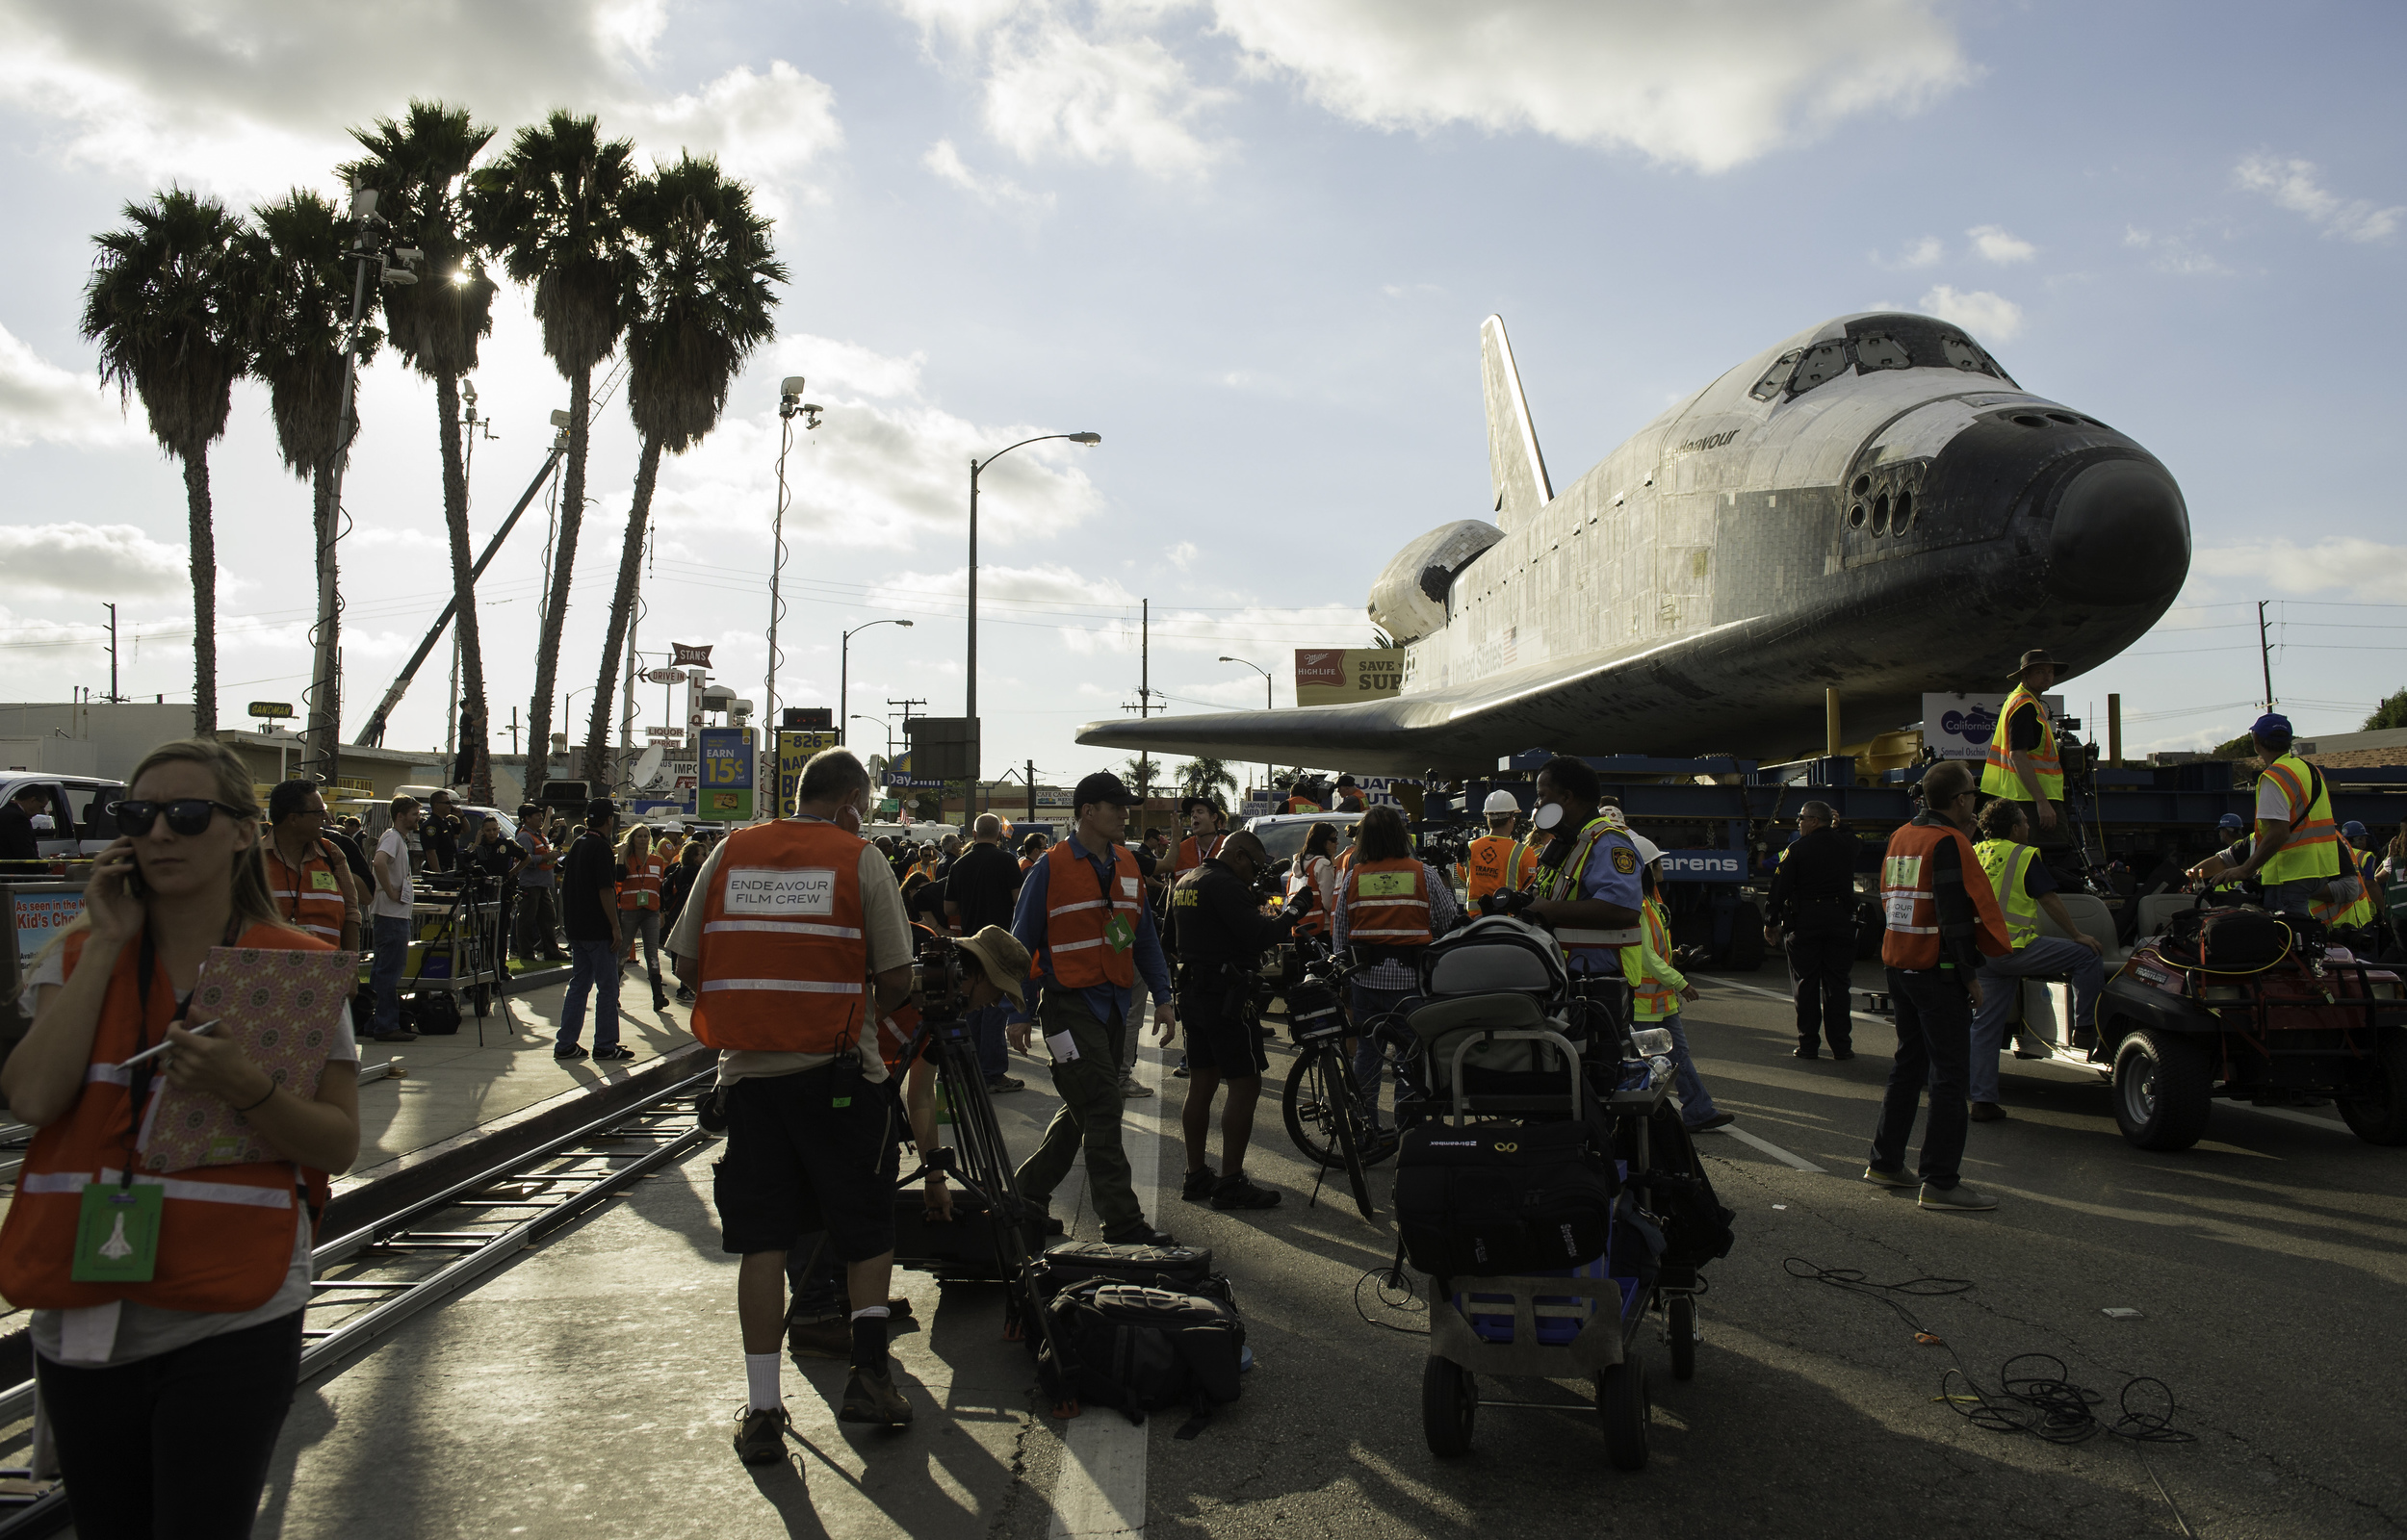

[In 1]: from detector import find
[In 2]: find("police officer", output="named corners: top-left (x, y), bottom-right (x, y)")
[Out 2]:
top-left (1764, 799), bottom-right (1858, 1060)
top-left (667, 747), bottom-right (918, 1458)
top-left (1982, 649), bottom-right (2064, 842)
top-left (1523, 756), bottom-right (1644, 985)
top-left (1172, 829), bottom-right (1298, 1212)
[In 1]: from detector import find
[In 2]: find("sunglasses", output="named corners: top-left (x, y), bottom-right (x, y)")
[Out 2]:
top-left (110, 799), bottom-right (245, 836)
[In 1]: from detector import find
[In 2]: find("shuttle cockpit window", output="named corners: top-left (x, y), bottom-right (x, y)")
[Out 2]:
top-left (1852, 333), bottom-right (1911, 372)
top-left (1939, 333), bottom-right (2009, 380)
top-left (1789, 341), bottom-right (1851, 395)
top-left (1748, 349), bottom-right (1802, 401)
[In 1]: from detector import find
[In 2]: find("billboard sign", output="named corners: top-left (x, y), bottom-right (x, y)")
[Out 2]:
top-left (671, 643), bottom-right (713, 668)
top-left (697, 726), bottom-right (755, 822)
top-left (774, 729), bottom-right (840, 817)
top-left (1295, 649), bottom-right (1405, 707)
top-left (1921, 692), bottom-right (2067, 761)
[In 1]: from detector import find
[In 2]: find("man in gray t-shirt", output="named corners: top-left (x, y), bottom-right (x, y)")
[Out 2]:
top-left (367, 797), bottom-right (422, 1042)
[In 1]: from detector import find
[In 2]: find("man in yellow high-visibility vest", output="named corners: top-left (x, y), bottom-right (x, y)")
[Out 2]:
top-left (1981, 649), bottom-right (2064, 838)
top-left (2211, 712), bottom-right (2340, 918)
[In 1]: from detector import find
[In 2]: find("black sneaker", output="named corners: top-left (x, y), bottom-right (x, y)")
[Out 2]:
top-left (985, 1076), bottom-right (1025, 1094)
top-left (1171, 1059), bottom-right (1191, 1079)
top-left (733, 1403), bottom-right (791, 1464)
top-left (593, 1044), bottom-right (636, 1062)
top-left (675, 986), bottom-right (695, 1003)
top-left (1102, 1223), bottom-right (1180, 1246)
top-left (840, 1364), bottom-right (914, 1425)
top-left (1211, 1173), bottom-right (1282, 1211)
top-left (1687, 1112), bottom-right (1736, 1132)
top-left (554, 1043), bottom-right (589, 1062)
top-left (1181, 1167), bottom-right (1219, 1201)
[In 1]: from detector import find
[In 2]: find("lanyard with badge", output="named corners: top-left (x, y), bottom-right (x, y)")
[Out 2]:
top-left (68, 927), bottom-right (188, 1283)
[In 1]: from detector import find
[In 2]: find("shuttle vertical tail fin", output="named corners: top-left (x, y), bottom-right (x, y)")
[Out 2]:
top-left (1482, 314), bottom-right (1552, 529)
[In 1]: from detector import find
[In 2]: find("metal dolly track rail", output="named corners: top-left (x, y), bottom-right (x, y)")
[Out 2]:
top-left (0, 1066), bottom-right (720, 1536)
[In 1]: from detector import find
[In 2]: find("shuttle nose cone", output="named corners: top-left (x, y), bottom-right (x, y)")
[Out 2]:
top-left (2044, 458), bottom-right (2188, 605)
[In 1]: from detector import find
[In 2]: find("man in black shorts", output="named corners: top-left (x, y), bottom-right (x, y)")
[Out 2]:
top-left (1171, 829), bottom-right (1301, 1212)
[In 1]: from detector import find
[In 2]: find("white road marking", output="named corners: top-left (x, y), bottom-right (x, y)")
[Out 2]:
top-left (1700, 1123), bottom-right (1826, 1172)
top-left (1048, 998), bottom-right (1164, 1539)
top-left (2225, 1101), bottom-right (2354, 1134)
top-left (1696, 974), bottom-right (1894, 1028)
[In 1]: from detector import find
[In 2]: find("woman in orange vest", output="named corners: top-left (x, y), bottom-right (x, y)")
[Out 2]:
top-left (1285, 822), bottom-right (1340, 937)
top-left (617, 823), bottom-right (670, 1010)
top-left (0, 738), bottom-right (361, 1538)
top-left (1866, 759), bottom-right (2011, 1213)
top-left (1332, 807), bottom-right (1461, 1139)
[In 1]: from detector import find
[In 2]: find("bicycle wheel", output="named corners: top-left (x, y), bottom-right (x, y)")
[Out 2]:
top-left (1281, 1044), bottom-right (1351, 1168)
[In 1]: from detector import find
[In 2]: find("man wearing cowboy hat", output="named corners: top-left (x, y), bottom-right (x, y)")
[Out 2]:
top-left (1980, 649), bottom-right (2065, 839)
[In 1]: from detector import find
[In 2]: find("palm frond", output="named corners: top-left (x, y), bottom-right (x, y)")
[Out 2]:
top-left (79, 187), bottom-right (249, 461)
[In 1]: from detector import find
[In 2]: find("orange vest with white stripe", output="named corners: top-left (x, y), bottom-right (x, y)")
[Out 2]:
top-left (1464, 835), bottom-right (1535, 904)
top-left (0, 925), bottom-right (333, 1314)
top-left (689, 820), bottom-right (870, 1054)
top-left (263, 839), bottom-right (349, 946)
top-left (1878, 820), bottom-right (2009, 969)
top-left (1042, 839), bottom-right (1145, 988)
top-left (1346, 858), bottom-right (1433, 946)
top-left (1285, 854), bottom-right (1335, 935)
top-left (1176, 832), bottom-right (1226, 880)
top-left (618, 849), bottom-right (665, 911)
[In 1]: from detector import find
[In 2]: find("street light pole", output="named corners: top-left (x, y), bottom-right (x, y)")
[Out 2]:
top-left (851, 714), bottom-right (894, 762)
top-left (969, 430), bottom-right (1100, 791)
top-left (1220, 654), bottom-right (1273, 803)
top-left (841, 618), bottom-right (913, 752)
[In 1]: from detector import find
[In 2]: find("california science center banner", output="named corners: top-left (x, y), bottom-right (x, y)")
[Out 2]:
top-left (1295, 649), bottom-right (1405, 707)
top-left (1922, 692), bottom-right (2068, 761)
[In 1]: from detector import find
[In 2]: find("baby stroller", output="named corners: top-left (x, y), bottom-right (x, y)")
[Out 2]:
top-left (1390, 915), bottom-right (1734, 1470)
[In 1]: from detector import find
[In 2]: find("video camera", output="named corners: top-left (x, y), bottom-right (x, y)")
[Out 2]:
top-left (909, 931), bottom-right (975, 1027)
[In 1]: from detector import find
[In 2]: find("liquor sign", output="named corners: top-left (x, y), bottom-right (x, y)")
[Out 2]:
top-left (671, 643), bottom-right (713, 669)
top-left (1920, 692), bottom-right (2067, 761)
top-left (697, 726), bottom-right (755, 822)
top-left (1294, 649), bottom-right (1405, 707)
top-left (774, 729), bottom-right (840, 817)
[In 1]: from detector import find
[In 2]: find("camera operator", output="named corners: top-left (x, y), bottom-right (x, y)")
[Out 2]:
top-left (667, 748), bottom-right (919, 1458)
top-left (1171, 830), bottom-right (1298, 1212)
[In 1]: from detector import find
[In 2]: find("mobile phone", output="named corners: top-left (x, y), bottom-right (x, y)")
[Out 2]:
top-left (118, 848), bottom-right (146, 899)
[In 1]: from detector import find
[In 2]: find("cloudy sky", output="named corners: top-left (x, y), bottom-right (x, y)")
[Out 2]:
top-left (2, 0), bottom-right (2402, 788)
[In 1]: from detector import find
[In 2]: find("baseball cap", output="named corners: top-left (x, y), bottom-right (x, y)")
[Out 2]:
top-left (1482, 789), bottom-right (1521, 815)
top-left (2217, 812), bottom-right (2245, 831)
top-left (1072, 770), bottom-right (1137, 809)
top-left (585, 796), bottom-right (618, 819)
top-left (954, 926), bottom-right (1030, 1009)
top-left (2250, 712), bottom-right (2292, 738)
top-left (2343, 820), bottom-right (2368, 840)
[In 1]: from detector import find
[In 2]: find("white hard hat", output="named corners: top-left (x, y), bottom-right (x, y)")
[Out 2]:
top-left (1482, 789), bottom-right (1521, 815)
top-left (1629, 834), bottom-right (1663, 866)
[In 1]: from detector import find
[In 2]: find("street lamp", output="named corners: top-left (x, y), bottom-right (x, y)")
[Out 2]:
top-left (841, 619), bottom-right (912, 751)
top-left (1220, 655), bottom-right (1273, 801)
top-left (969, 431), bottom-right (1100, 789)
top-left (851, 713), bottom-right (895, 762)
top-left (767, 377), bottom-right (824, 733)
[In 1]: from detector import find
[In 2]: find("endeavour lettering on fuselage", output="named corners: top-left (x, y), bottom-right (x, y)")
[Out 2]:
top-left (1675, 429), bottom-right (1741, 454)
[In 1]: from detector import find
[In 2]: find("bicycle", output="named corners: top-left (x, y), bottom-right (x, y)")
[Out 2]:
top-left (1267, 934), bottom-right (1424, 1219)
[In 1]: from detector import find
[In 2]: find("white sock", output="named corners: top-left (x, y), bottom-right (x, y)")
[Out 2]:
top-left (745, 1351), bottom-right (781, 1411)
top-left (849, 1305), bottom-right (891, 1322)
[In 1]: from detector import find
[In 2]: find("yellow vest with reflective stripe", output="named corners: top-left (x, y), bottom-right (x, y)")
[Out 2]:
top-left (1620, 898), bottom-right (1681, 1022)
top-left (2311, 844), bottom-right (2377, 930)
top-left (1974, 838), bottom-right (2041, 951)
top-left (2258, 753), bottom-right (2340, 886)
top-left (1981, 685), bottom-right (2062, 801)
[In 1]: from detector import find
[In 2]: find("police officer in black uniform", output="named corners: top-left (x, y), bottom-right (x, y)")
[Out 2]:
top-left (1171, 829), bottom-right (1301, 1213)
top-left (1765, 799), bottom-right (1860, 1060)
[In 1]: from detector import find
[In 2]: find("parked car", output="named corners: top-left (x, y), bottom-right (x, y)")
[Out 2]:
top-left (0, 773), bottom-right (131, 862)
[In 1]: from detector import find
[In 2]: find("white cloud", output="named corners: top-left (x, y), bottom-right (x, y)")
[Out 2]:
top-left (1211, 0), bottom-right (1972, 173)
top-left (2123, 225), bottom-right (2151, 247)
top-left (771, 333), bottom-right (927, 400)
top-left (0, 2), bottom-right (840, 208)
top-left (1877, 236), bottom-right (1943, 270)
top-left (2193, 537), bottom-right (2407, 603)
top-left (2234, 153), bottom-right (2401, 243)
top-left (0, 523), bottom-right (187, 598)
top-left (1919, 284), bottom-right (2022, 343)
top-left (0, 323), bottom-right (143, 449)
top-left (1167, 541), bottom-right (1199, 570)
top-left (922, 138), bottom-right (1057, 213)
top-left (897, 0), bottom-right (1229, 177)
top-left (2120, 225), bottom-right (2231, 276)
top-left (1967, 223), bottom-right (2034, 264)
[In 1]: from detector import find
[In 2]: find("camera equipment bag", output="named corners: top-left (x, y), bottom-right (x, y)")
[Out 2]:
top-left (1039, 1279), bottom-right (1246, 1437)
top-left (1626, 1106), bottom-right (1734, 1276)
top-left (1032, 1240), bottom-right (1227, 1304)
top-left (1394, 1119), bottom-right (1619, 1277)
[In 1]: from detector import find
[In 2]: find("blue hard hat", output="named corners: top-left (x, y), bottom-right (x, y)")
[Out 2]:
top-left (2343, 820), bottom-right (2368, 840)
top-left (2216, 812), bottom-right (2245, 831)
top-left (2249, 712), bottom-right (2292, 738)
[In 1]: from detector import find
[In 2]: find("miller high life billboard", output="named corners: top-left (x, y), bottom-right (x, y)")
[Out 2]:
top-left (1294, 648), bottom-right (1405, 707)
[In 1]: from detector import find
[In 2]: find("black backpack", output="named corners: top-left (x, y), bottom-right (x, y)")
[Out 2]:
top-left (1039, 1280), bottom-right (1246, 1437)
top-left (1394, 1119), bottom-right (1619, 1277)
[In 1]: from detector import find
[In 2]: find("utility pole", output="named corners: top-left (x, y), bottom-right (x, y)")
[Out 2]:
top-left (104, 604), bottom-right (121, 703)
top-left (2258, 600), bottom-right (2276, 710)
top-left (1120, 599), bottom-right (1156, 808)
top-left (508, 707), bottom-right (520, 757)
top-left (1027, 757), bottom-right (1038, 826)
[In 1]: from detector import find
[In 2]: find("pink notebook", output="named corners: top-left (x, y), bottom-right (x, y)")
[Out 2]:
top-left (137, 945), bottom-right (356, 1173)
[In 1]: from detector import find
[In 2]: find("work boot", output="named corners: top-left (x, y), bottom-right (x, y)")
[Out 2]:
top-left (1918, 1183), bottom-right (1998, 1213)
top-left (1211, 1172), bottom-right (1282, 1211)
top-left (1969, 1101), bottom-right (2006, 1122)
top-left (841, 1365), bottom-right (914, 1426)
top-left (1181, 1167), bottom-right (1219, 1202)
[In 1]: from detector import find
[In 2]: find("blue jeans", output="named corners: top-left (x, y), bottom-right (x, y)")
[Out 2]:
top-left (1870, 966), bottom-right (1973, 1191)
top-left (969, 1002), bottom-right (1011, 1082)
top-left (2264, 878), bottom-right (2320, 918)
top-left (1970, 937), bottom-right (2105, 1101)
top-left (1351, 985), bottom-right (1415, 1124)
top-left (1649, 1010), bottom-right (1721, 1126)
top-left (369, 914), bottom-right (411, 1037)
top-left (558, 937), bottom-right (621, 1051)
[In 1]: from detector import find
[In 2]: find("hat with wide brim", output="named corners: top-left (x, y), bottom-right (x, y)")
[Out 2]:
top-left (956, 925), bottom-right (1030, 1009)
top-left (2007, 649), bottom-right (2058, 679)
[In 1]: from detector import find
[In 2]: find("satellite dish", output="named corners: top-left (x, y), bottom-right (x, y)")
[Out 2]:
top-left (633, 744), bottom-right (666, 789)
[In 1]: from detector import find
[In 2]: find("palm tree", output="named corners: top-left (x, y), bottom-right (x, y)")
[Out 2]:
top-left (467, 111), bottom-right (638, 789)
top-left (81, 189), bottom-right (251, 735)
top-left (1177, 756), bottom-right (1238, 809)
top-left (582, 154), bottom-right (785, 785)
top-left (1122, 755), bottom-right (1157, 808)
top-left (240, 190), bottom-right (380, 764)
top-left (342, 100), bottom-right (501, 802)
